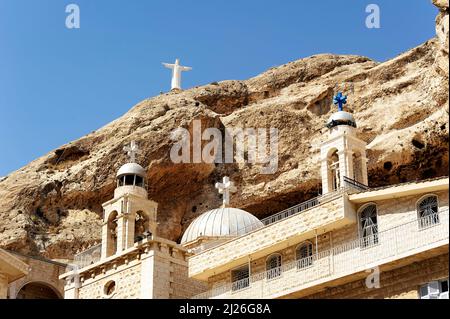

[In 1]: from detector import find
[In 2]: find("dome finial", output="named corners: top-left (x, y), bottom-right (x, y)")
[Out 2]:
top-left (123, 141), bottom-right (140, 163)
top-left (333, 92), bottom-right (347, 112)
top-left (215, 176), bottom-right (237, 207)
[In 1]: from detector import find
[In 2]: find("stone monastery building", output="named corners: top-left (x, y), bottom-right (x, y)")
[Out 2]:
top-left (1, 96), bottom-right (449, 299)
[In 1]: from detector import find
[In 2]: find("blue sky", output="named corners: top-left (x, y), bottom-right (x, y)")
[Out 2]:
top-left (0, 0), bottom-right (438, 176)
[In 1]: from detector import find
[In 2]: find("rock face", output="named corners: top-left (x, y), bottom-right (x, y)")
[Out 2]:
top-left (433, 0), bottom-right (449, 75)
top-left (0, 1), bottom-right (448, 259)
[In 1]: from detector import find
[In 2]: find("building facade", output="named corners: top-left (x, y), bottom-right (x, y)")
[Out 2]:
top-left (184, 101), bottom-right (449, 299)
top-left (59, 94), bottom-right (449, 299)
top-left (60, 146), bottom-right (207, 299)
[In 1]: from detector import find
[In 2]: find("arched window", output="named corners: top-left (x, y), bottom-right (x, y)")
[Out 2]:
top-left (106, 211), bottom-right (118, 257)
top-left (231, 264), bottom-right (250, 291)
top-left (352, 151), bottom-right (363, 183)
top-left (296, 242), bottom-right (314, 269)
top-left (266, 254), bottom-right (282, 279)
top-left (134, 211), bottom-right (151, 243)
top-left (417, 195), bottom-right (439, 228)
top-left (358, 204), bottom-right (378, 248)
top-left (328, 150), bottom-right (340, 192)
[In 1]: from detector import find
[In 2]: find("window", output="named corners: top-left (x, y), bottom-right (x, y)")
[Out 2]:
top-left (417, 195), bottom-right (439, 228)
top-left (266, 254), bottom-right (282, 279)
top-left (231, 265), bottom-right (249, 291)
top-left (359, 204), bottom-right (378, 248)
top-left (352, 151), bottom-right (363, 184)
top-left (104, 280), bottom-right (116, 296)
top-left (134, 211), bottom-right (150, 243)
top-left (135, 175), bottom-right (144, 187)
top-left (124, 174), bottom-right (134, 185)
top-left (296, 242), bottom-right (314, 269)
top-left (419, 279), bottom-right (449, 299)
top-left (328, 150), bottom-right (340, 192)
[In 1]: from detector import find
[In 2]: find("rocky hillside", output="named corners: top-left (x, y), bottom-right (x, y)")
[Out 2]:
top-left (0, 1), bottom-right (448, 259)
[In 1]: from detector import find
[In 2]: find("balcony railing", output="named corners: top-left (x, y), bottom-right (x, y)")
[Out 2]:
top-left (192, 210), bottom-right (449, 299)
top-left (343, 176), bottom-right (369, 191)
top-left (232, 278), bottom-right (250, 291)
top-left (214, 185), bottom-right (361, 243)
top-left (73, 243), bottom-right (102, 269)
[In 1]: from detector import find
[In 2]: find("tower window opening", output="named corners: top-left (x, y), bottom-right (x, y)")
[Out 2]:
top-left (124, 175), bottom-right (134, 186)
top-left (328, 150), bottom-right (340, 192)
top-left (134, 211), bottom-right (150, 243)
top-left (352, 151), bottom-right (363, 183)
top-left (135, 175), bottom-right (144, 187)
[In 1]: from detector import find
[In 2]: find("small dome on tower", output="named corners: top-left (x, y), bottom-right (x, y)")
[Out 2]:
top-left (116, 162), bottom-right (146, 178)
top-left (326, 111), bottom-right (356, 128)
top-left (180, 207), bottom-right (263, 244)
top-left (115, 141), bottom-right (147, 190)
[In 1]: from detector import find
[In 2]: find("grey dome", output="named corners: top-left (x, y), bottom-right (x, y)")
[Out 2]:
top-left (326, 111), bottom-right (356, 128)
top-left (181, 207), bottom-right (264, 244)
top-left (116, 163), bottom-right (146, 178)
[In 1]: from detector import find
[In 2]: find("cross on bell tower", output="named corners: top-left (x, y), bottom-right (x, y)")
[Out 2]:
top-left (333, 92), bottom-right (347, 112)
top-left (215, 176), bottom-right (237, 207)
top-left (123, 141), bottom-right (140, 163)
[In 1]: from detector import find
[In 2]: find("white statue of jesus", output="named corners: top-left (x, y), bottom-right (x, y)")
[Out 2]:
top-left (162, 58), bottom-right (192, 90)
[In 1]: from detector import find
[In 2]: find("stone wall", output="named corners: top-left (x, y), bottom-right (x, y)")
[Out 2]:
top-left (190, 195), bottom-right (353, 279)
top-left (67, 239), bottom-right (207, 299)
top-left (199, 190), bottom-right (449, 298)
top-left (306, 253), bottom-right (449, 299)
top-left (8, 253), bottom-right (66, 299)
top-left (78, 260), bottom-right (142, 299)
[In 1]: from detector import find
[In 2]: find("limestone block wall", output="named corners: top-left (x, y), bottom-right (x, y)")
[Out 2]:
top-left (305, 253), bottom-right (449, 299)
top-left (65, 239), bottom-right (207, 299)
top-left (8, 254), bottom-right (66, 299)
top-left (170, 261), bottom-right (208, 299)
top-left (208, 235), bottom-right (331, 290)
top-left (77, 260), bottom-right (142, 299)
top-left (196, 191), bottom-right (448, 299)
top-left (189, 196), bottom-right (352, 279)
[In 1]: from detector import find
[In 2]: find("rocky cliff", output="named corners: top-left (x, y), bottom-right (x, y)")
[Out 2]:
top-left (0, 1), bottom-right (448, 259)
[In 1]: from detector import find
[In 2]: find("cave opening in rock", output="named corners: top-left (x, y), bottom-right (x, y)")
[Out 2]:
top-left (412, 139), bottom-right (425, 149)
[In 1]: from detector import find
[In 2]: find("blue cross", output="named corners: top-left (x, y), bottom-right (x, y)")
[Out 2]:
top-left (333, 92), bottom-right (347, 111)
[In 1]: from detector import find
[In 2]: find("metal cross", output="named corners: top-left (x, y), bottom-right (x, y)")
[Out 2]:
top-left (123, 141), bottom-right (140, 163)
top-left (215, 176), bottom-right (237, 207)
top-left (333, 92), bottom-right (347, 111)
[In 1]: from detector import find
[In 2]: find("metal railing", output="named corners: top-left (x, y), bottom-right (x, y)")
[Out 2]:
top-left (74, 243), bottom-right (102, 269)
top-left (192, 184), bottom-right (364, 254)
top-left (192, 210), bottom-right (449, 299)
top-left (232, 278), bottom-right (250, 291)
top-left (343, 176), bottom-right (369, 191)
top-left (242, 186), bottom-right (356, 234)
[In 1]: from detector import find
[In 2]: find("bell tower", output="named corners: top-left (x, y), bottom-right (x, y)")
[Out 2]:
top-left (101, 141), bottom-right (158, 259)
top-left (320, 92), bottom-right (368, 194)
